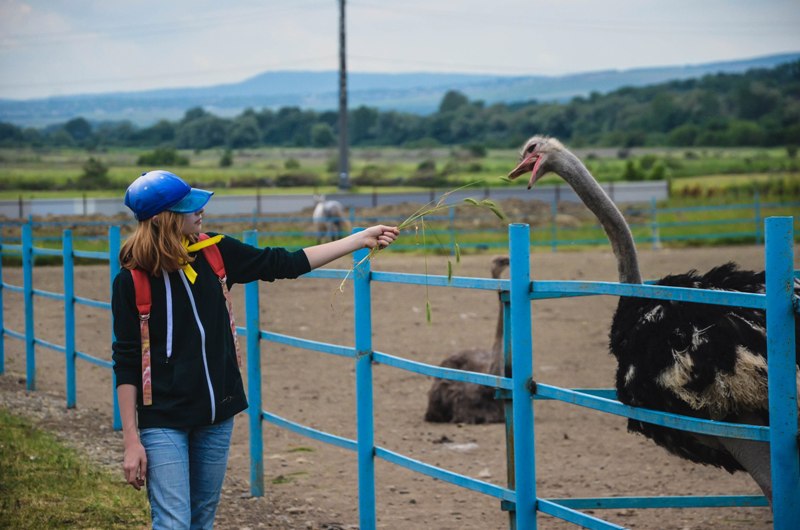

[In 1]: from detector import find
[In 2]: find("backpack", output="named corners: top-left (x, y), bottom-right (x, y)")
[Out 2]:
top-left (129, 233), bottom-right (241, 406)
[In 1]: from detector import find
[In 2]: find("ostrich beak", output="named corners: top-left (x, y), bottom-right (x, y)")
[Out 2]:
top-left (508, 151), bottom-right (546, 190)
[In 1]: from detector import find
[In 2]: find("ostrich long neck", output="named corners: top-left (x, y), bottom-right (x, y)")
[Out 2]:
top-left (491, 291), bottom-right (504, 359)
top-left (557, 152), bottom-right (643, 284)
top-left (489, 274), bottom-right (506, 376)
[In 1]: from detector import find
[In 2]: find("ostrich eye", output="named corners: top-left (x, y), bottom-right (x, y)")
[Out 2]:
top-left (526, 143), bottom-right (538, 154)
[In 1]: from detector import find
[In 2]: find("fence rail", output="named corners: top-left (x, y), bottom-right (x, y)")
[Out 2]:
top-left (0, 218), bottom-right (798, 529)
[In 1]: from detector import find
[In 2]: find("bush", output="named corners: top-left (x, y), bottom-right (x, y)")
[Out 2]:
top-left (417, 159), bottom-right (436, 172)
top-left (229, 175), bottom-right (273, 188)
top-left (219, 149), bottom-right (233, 167)
top-left (639, 154), bottom-right (658, 170)
top-left (326, 156), bottom-right (339, 173)
top-left (649, 161), bottom-right (668, 181)
top-left (440, 160), bottom-right (461, 176)
top-left (284, 158), bottom-right (301, 170)
top-left (663, 157), bottom-right (684, 170)
top-left (137, 147), bottom-right (189, 167)
top-left (622, 160), bottom-right (644, 181)
top-left (466, 143), bottom-right (487, 158)
top-left (76, 157), bottom-right (110, 189)
top-left (274, 172), bottom-right (320, 187)
top-left (351, 164), bottom-right (385, 186)
top-left (404, 174), bottom-right (450, 187)
top-left (0, 176), bottom-right (53, 191)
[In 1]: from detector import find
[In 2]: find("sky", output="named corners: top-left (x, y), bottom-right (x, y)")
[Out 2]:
top-left (0, 0), bottom-right (798, 100)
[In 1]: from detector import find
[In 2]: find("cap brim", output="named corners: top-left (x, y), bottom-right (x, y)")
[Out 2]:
top-left (167, 188), bottom-right (213, 214)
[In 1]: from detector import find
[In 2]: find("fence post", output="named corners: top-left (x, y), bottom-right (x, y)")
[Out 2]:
top-left (550, 196), bottom-right (557, 253)
top-left (22, 222), bottom-right (35, 390)
top-left (764, 216), bottom-right (799, 529)
top-left (108, 226), bottom-right (122, 430)
top-left (353, 230), bottom-right (376, 530)
top-left (501, 296), bottom-right (516, 528)
top-left (509, 224), bottom-right (537, 529)
top-left (0, 235), bottom-right (4, 375)
top-left (650, 197), bottom-right (661, 250)
top-left (753, 189), bottom-right (762, 244)
top-left (63, 230), bottom-right (76, 408)
top-left (244, 230), bottom-right (264, 497)
top-left (449, 206), bottom-right (456, 256)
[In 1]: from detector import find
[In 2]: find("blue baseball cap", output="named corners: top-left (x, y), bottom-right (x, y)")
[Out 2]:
top-left (124, 170), bottom-right (213, 221)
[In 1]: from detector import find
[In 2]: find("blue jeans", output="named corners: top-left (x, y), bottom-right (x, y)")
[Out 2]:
top-left (140, 417), bottom-right (234, 530)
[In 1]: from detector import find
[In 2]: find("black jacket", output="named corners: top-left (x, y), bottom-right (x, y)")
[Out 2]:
top-left (112, 233), bottom-right (311, 429)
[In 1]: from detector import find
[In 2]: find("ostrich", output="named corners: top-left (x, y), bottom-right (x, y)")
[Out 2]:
top-left (425, 255), bottom-right (510, 424)
top-left (312, 195), bottom-right (349, 244)
top-left (507, 135), bottom-right (799, 506)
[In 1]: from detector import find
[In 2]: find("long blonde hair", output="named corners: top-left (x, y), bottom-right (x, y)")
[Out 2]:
top-left (120, 211), bottom-right (198, 276)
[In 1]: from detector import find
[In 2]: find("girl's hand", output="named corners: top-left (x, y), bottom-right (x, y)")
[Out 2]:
top-left (304, 225), bottom-right (399, 269)
top-left (360, 225), bottom-right (399, 249)
top-left (123, 440), bottom-right (147, 490)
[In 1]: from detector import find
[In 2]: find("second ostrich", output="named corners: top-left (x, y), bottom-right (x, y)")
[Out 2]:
top-left (508, 135), bottom-right (799, 507)
top-left (425, 256), bottom-right (510, 424)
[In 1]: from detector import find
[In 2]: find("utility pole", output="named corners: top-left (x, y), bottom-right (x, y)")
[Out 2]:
top-left (337, 0), bottom-right (350, 190)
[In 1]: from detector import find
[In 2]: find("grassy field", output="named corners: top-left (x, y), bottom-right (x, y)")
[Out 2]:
top-left (0, 408), bottom-right (149, 529)
top-left (1, 145), bottom-right (797, 199)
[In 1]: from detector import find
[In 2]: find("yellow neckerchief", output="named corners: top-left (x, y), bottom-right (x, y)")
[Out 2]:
top-left (181, 234), bottom-right (224, 284)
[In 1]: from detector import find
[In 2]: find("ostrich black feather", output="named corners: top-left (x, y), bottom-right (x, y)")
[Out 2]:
top-left (611, 262), bottom-right (799, 473)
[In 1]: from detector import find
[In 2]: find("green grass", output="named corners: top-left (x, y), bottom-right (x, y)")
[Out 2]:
top-left (0, 408), bottom-right (150, 529)
top-left (1, 145), bottom-right (795, 200)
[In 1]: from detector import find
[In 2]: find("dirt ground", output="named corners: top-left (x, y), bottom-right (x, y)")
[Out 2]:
top-left (0, 242), bottom-right (792, 529)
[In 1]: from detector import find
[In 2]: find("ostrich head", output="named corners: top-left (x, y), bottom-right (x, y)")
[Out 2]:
top-left (507, 135), bottom-right (643, 285)
top-left (491, 255), bottom-right (510, 279)
top-left (507, 135), bottom-right (566, 190)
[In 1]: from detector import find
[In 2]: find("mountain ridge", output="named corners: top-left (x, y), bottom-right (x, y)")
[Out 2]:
top-left (1, 52), bottom-right (797, 127)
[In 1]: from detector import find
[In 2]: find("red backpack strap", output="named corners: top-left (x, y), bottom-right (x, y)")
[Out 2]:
top-left (130, 269), bottom-right (153, 406)
top-left (197, 233), bottom-right (242, 368)
top-left (198, 233), bottom-right (226, 278)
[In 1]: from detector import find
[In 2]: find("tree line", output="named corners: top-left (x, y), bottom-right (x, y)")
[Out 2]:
top-left (1, 60), bottom-right (798, 151)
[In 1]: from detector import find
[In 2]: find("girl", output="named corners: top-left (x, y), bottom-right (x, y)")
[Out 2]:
top-left (112, 170), bottom-right (398, 529)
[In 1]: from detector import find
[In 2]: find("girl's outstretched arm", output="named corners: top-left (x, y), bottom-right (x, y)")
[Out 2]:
top-left (303, 225), bottom-right (399, 270)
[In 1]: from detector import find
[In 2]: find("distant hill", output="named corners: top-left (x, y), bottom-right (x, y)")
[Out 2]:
top-left (1, 52), bottom-right (798, 128)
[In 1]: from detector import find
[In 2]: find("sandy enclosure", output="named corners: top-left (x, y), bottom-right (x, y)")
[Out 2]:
top-left (1, 243), bottom-right (793, 529)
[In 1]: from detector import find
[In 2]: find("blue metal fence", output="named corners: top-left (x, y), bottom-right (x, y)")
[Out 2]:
top-left (0, 218), bottom-right (798, 529)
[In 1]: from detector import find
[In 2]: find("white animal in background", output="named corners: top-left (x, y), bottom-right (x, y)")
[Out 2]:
top-left (312, 195), bottom-right (349, 244)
